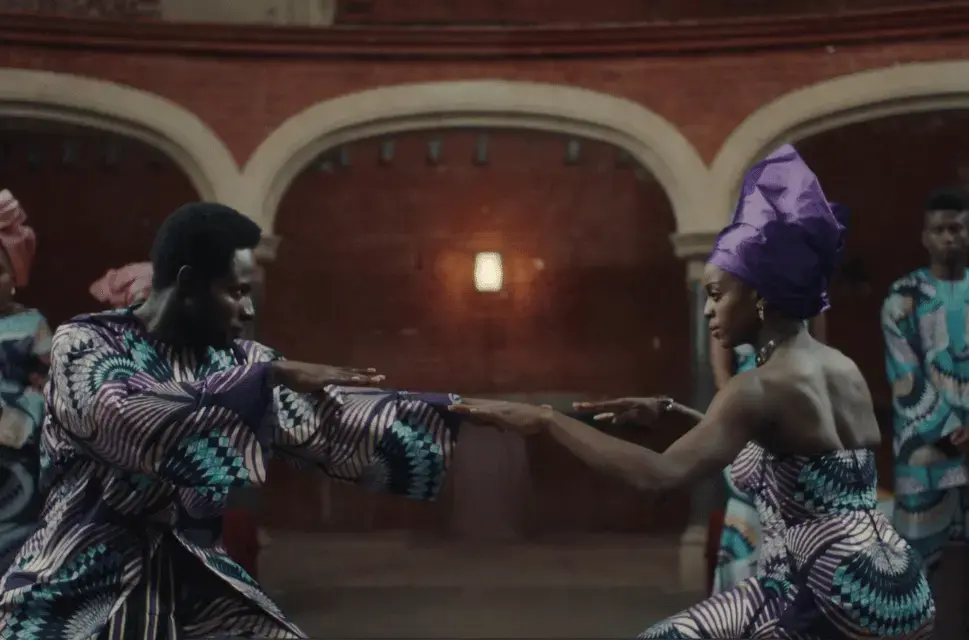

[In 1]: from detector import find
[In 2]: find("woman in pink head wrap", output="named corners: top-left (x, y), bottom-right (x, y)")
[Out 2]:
top-left (0, 190), bottom-right (52, 573)
top-left (446, 146), bottom-right (935, 638)
top-left (89, 261), bottom-right (267, 578)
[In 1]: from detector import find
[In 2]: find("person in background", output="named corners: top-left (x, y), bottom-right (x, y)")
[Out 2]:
top-left (882, 187), bottom-right (969, 634)
top-left (707, 315), bottom-right (825, 594)
top-left (0, 203), bottom-right (468, 639)
top-left (0, 191), bottom-right (51, 574)
top-left (89, 261), bottom-right (267, 578)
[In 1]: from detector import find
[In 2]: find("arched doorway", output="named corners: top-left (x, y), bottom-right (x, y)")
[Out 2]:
top-left (241, 79), bottom-right (710, 538)
top-left (0, 119), bottom-right (199, 326)
top-left (242, 79), bottom-right (710, 234)
top-left (785, 111), bottom-right (969, 479)
top-left (710, 60), bottom-right (969, 226)
top-left (706, 59), bottom-right (969, 485)
top-left (0, 68), bottom-right (251, 323)
top-left (260, 127), bottom-right (692, 538)
top-left (0, 68), bottom-right (241, 208)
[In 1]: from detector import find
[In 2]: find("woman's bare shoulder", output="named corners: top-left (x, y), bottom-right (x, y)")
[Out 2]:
top-left (831, 358), bottom-right (877, 421)
top-left (819, 343), bottom-right (869, 384)
top-left (749, 343), bottom-right (869, 407)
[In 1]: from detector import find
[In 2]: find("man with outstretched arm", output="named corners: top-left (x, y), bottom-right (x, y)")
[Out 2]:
top-left (0, 202), bottom-right (464, 639)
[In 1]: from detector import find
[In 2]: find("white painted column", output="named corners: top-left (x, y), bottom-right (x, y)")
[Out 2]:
top-left (671, 232), bottom-right (723, 592)
top-left (226, 234), bottom-right (281, 514)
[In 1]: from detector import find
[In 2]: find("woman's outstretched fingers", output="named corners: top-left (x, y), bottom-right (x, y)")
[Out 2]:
top-left (574, 399), bottom-right (631, 414)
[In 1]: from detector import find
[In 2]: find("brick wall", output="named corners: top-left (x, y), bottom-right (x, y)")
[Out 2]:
top-left (260, 129), bottom-right (692, 533)
top-left (5, 32), bottom-right (969, 532)
top-left (257, 114), bottom-right (969, 531)
top-left (0, 121), bottom-right (196, 327)
top-left (335, 0), bottom-right (931, 25)
top-left (0, 0), bottom-right (928, 24)
top-left (2, 39), bottom-right (966, 169)
top-left (264, 130), bottom-right (687, 396)
top-left (4, 111), bottom-right (961, 532)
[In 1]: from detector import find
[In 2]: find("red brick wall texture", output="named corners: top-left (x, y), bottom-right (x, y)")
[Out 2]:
top-left (1, 22), bottom-right (967, 532)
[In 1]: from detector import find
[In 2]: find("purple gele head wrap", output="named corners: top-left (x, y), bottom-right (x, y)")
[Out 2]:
top-left (707, 144), bottom-right (849, 320)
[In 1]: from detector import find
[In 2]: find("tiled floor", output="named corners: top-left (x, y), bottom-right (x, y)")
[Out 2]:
top-left (259, 531), bottom-right (703, 638)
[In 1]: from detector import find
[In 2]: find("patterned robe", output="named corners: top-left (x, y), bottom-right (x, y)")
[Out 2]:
top-left (882, 268), bottom-right (969, 568)
top-left (0, 309), bottom-right (461, 639)
top-left (643, 443), bottom-right (935, 639)
top-left (0, 309), bottom-right (51, 573)
top-left (711, 345), bottom-right (759, 594)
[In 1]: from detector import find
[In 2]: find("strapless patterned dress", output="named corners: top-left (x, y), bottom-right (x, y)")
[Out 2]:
top-left (641, 442), bottom-right (936, 638)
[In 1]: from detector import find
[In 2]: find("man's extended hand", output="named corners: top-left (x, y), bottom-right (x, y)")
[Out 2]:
top-left (269, 361), bottom-right (385, 394)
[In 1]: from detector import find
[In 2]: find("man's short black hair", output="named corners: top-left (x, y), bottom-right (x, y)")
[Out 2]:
top-left (151, 202), bottom-right (262, 290)
top-left (925, 188), bottom-right (969, 214)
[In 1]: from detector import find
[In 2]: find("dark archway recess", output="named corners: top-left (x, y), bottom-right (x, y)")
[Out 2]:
top-left (798, 109), bottom-right (969, 488)
top-left (0, 119), bottom-right (198, 328)
top-left (263, 127), bottom-right (691, 537)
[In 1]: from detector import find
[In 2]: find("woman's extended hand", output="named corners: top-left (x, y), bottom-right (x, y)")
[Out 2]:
top-left (572, 397), bottom-right (673, 427)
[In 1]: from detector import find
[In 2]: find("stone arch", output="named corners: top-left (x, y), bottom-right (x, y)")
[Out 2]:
top-left (0, 68), bottom-right (240, 205)
top-left (242, 80), bottom-right (711, 233)
top-left (710, 61), bottom-right (969, 226)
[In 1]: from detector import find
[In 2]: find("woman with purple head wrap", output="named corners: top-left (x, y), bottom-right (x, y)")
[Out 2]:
top-left (706, 145), bottom-right (848, 327)
top-left (449, 146), bottom-right (935, 638)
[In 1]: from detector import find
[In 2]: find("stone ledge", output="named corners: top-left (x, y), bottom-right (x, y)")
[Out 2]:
top-left (669, 231), bottom-right (718, 260)
top-left (5, 5), bottom-right (969, 59)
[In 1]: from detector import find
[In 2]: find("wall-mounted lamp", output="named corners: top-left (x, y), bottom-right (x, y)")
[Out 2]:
top-left (474, 252), bottom-right (503, 292)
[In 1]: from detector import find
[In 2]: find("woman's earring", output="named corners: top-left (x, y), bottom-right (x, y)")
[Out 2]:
top-left (756, 300), bottom-right (765, 322)
top-left (10, 287), bottom-right (16, 298)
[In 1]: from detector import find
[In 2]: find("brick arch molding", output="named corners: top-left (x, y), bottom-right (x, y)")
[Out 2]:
top-left (0, 68), bottom-right (240, 204)
top-left (241, 80), bottom-right (711, 235)
top-left (710, 60), bottom-right (969, 226)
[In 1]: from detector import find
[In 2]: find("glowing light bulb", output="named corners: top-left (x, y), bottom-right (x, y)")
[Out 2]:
top-left (474, 252), bottom-right (503, 292)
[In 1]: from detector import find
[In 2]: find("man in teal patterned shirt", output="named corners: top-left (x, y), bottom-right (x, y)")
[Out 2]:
top-left (882, 188), bottom-right (969, 632)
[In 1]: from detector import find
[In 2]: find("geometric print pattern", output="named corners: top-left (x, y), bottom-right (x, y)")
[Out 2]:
top-left (0, 309), bottom-right (51, 579)
top-left (0, 309), bottom-right (462, 639)
top-left (882, 268), bottom-right (969, 498)
top-left (712, 464), bottom-right (760, 595)
top-left (882, 268), bottom-right (969, 578)
top-left (641, 442), bottom-right (936, 639)
top-left (712, 346), bottom-right (761, 595)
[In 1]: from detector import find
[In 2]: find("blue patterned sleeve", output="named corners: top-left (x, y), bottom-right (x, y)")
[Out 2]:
top-left (881, 291), bottom-right (952, 443)
top-left (48, 322), bottom-right (277, 488)
top-left (241, 341), bottom-right (461, 501)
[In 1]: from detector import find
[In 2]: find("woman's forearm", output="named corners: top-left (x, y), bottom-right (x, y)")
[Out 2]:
top-left (546, 412), bottom-right (681, 492)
